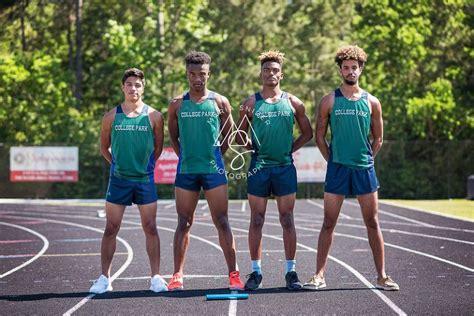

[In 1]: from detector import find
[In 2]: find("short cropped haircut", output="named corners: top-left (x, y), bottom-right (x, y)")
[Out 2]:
top-left (185, 51), bottom-right (211, 67)
top-left (335, 45), bottom-right (367, 68)
top-left (258, 50), bottom-right (285, 66)
top-left (122, 68), bottom-right (145, 85)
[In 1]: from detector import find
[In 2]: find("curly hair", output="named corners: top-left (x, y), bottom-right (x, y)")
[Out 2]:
top-left (122, 68), bottom-right (145, 85)
top-left (258, 50), bottom-right (285, 66)
top-left (334, 45), bottom-right (367, 68)
top-left (185, 51), bottom-right (211, 67)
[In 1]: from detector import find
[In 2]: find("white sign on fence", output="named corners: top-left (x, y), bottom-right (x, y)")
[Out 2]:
top-left (293, 147), bottom-right (327, 183)
top-left (10, 146), bottom-right (79, 182)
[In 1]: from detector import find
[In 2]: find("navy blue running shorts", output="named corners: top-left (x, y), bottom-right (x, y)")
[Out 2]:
top-left (247, 163), bottom-right (297, 198)
top-left (324, 158), bottom-right (379, 196)
top-left (106, 175), bottom-right (158, 206)
top-left (174, 173), bottom-right (228, 191)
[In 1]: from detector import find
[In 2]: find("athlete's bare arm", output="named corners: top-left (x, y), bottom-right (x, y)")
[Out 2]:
top-left (149, 109), bottom-right (164, 161)
top-left (168, 97), bottom-right (182, 156)
top-left (369, 95), bottom-right (383, 157)
top-left (216, 95), bottom-right (233, 154)
top-left (289, 94), bottom-right (313, 152)
top-left (235, 96), bottom-right (255, 151)
top-left (100, 109), bottom-right (116, 164)
top-left (315, 92), bottom-right (334, 162)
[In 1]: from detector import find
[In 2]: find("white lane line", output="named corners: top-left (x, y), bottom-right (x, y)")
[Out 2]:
top-left (151, 217), bottom-right (406, 314)
top-left (233, 211), bottom-right (474, 245)
top-left (0, 252), bottom-right (129, 259)
top-left (229, 224), bottom-right (406, 316)
top-left (245, 212), bottom-right (474, 245)
top-left (164, 202), bottom-right (176, 209)
top-left (306, 199), bottom-right (352, 219)
top-left (0, 222), bottom-right (49, 279)
top-left (334, 233), bottom-right (474, 272)
top-left (241, 201), bottom-right (246, 213)
top-left (230, 216), bottom-right (474, 273)
top-left (35, 220), bottom-right (132, 316)
top-left (385, 229), bottom-right (474, 245)
top-left (2, 212), bottom-right (236, 315)
top-left (343, 200), bottom-right (435, 227)
top-left (306, 199), bottom-right (474, 233)
top-left (228, 290), bottom-right (238, 316)
top-left (380, 200), bottom-right (474, 223)
top-left (0, 216), bottom-right (134, 316)
top-left (200, 203), bottom-right (209, 211)
top-left (334, 232), bottom-right (474, 273)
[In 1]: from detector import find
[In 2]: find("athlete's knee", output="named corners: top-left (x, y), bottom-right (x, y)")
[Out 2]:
top-left (364, 214), bottom-right (380, 230)
top-left (250, 213), bottom-right (265, 229)
top-left (213, 214), bottom-right (230, 232)
top-left (142, 220), bottom-right (158, 236)
top-left (321, 216), bottom-right (337, 232)
top-left (279, 212), bottom-right (294, 231)
top-left (104, 221), bottom-right (121, 237)
top-left (177, 214), bottom-right (193, 231)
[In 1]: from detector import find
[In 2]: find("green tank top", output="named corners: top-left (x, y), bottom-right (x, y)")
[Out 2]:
top-left (251, 92), bottom-right (294, 168)
top-left (177, 91), bottom-right (224, 174)
top-left (111, 104), bottom-right (155, 182)
top-left (330, 88), bottom-right (373, 169)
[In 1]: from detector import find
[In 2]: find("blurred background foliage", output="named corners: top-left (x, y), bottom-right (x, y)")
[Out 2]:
top-left (0, 0), bottom-right (472, 199)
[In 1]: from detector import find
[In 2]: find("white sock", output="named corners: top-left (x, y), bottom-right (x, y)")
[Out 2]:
top-left (251, 260), bottom-right (262, 275)
top-left (286, 260), bottom-right (296, 273)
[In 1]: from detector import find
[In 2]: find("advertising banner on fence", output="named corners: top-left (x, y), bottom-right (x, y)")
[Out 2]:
top-left (154, 147), bottom-right (178, 184)
top-left (293, 147), bottom-right (327, 183)
top-left (10, 146), bottom-right (79, 182)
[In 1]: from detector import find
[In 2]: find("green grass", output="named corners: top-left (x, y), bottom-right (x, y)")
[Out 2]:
top-left (381, 199), bottom-right (474, 220)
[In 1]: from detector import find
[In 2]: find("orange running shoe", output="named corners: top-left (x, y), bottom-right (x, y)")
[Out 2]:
top-left (167, 272), bottom-right (184, 291)
top-left (229, 271), bottom-right (245, 291)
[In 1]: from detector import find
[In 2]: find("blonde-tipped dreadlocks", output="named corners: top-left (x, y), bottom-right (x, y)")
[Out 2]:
top-left (258, 50), bottom-right (286, 66)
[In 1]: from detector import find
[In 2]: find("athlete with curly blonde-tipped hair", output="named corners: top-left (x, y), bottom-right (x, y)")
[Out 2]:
top-left (303, 45), bottom-right (399, 291)
top-left (236, 50), bottom-right (313, 290)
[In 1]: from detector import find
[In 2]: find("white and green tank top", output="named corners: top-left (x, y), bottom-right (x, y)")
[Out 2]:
top-left (330, 88), bottom-right (373, 169)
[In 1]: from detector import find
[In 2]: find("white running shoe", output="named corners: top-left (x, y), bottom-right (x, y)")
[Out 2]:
top-left (89, 275), bottom-right (112, 294)
top-left (303, 274), bottom-right (326, 290)
top-left (376, 276), bottom-right (400, 291)
top-left (150, 274), bottom-right (168, 292)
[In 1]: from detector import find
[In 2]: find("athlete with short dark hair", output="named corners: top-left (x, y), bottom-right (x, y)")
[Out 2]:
top-left (167, 51), bottom-right (245, 291)
top-left (90, 68), bottom-right (167, 294)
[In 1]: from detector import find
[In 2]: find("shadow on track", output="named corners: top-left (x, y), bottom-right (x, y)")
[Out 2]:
top-left (0, 287), bottom-right (374, 302)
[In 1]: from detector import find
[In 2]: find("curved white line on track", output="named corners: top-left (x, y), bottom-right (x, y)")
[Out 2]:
top-left (0, 215), bottom-right (134, 316)
top-left (124, 215), bottom-right (406, 314)
top-left (228, 217), bottom-right (474, 273)
top-left (1, 212), bottom-right (235, 315)
top-left (6, 210), bottom-right (473, 270)
top-left (0, 222), bottom-right (49, 279)
top-left (228, 225), bottom-right (406, 315)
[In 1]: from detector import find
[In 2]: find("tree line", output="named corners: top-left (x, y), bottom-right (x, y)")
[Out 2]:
top-left (0, 0), bottom-right (472, 199)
